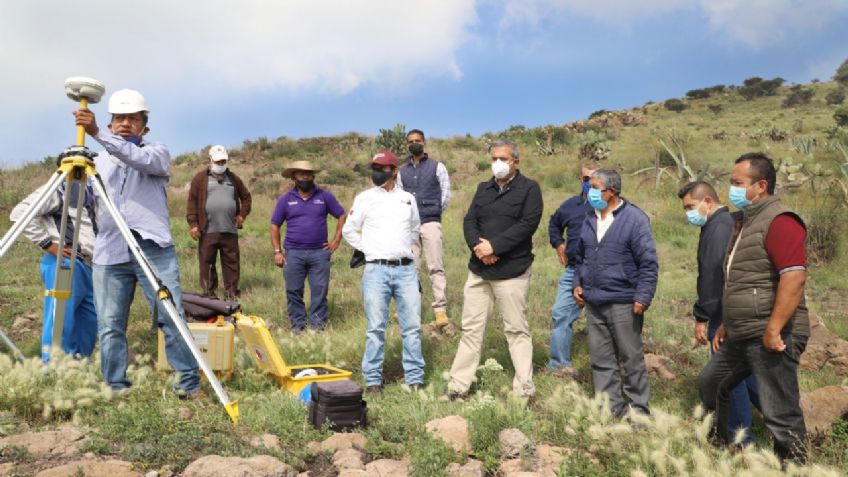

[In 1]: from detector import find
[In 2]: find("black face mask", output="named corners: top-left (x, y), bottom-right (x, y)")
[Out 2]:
top-left (371, 169), bottom-right (392, 187)
top-left (408, 143), bottom-right (424, 157)
top-left (296, 180), bottom-right (315, 192)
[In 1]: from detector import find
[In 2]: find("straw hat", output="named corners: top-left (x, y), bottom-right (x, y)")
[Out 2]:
top-left (282, 160), bottom-right (322, 179)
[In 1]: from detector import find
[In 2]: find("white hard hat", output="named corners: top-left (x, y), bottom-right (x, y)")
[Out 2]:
top-left (107, 89), bottom-right (149, 114)
top-left (209, 145), bottom-right (229, 161)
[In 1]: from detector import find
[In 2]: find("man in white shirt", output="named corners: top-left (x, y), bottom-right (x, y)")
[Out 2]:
top-left (342, 150), bottom-right (425, 394)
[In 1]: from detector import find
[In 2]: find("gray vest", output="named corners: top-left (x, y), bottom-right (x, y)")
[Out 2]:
top-left (723, 196), bottom-right (809, 342)
top-left (400, 154), bottom-right (442, 223)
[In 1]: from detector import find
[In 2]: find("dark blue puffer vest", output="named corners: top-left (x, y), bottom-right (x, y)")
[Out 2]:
top-left (400, 154), bottom-right (442, 223)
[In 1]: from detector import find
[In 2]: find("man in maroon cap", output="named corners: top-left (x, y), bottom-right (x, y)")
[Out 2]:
top-left (343, 150), bottom-right (425, 394)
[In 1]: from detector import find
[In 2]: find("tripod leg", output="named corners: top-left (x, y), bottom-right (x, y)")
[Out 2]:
top-left (0, 327), bottom-right (25, 363)
top-left (0, 171), bottom-right (68, 258)
top-left (89, 175), bottom-right (239, 423)
top-left (49, 180), bottom-right (86, 357)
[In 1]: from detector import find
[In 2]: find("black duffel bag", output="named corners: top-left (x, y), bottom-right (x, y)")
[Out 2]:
top-left (309, 380), bottom-right (367, 431)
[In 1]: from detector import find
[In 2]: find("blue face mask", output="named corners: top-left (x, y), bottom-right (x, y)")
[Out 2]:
top-left (729, 185), bottom-right (752, 209)
top-left (126, 137), bottom-right (141, 145)
top-left (581, 180), bottom-right (591, 196)
top-left (587, 188), bottom-right (607, 210)
top-left (685, 201), bottom-right (707, 227)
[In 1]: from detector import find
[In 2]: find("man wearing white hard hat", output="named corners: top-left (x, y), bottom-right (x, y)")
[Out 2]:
top-left (186, 145), bottom-right (252, 299)
top-left (73, 89), bottom-right (202, 399)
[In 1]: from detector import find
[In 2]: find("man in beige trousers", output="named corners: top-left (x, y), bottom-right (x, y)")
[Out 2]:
top-left (398, 129), bottom-right (452, 327)
top-left (447, 139), bottom-right (543, 399)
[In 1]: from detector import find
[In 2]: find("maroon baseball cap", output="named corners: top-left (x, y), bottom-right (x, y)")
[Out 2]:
top-left (371, 150), bottom-right (398, 167)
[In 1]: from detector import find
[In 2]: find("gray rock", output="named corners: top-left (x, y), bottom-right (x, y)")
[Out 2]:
top-left (800, 385), bottom-right (848, 435)
top-left (182, 455), bottom-right (297, 477)
top-left (446, 459), bottom-right (485, 477)
top-left (364, 458), bottom-right (409, 477)
top-left (801, 314), bottom-right (848, 375)
top-left (498, 428), bottom-right (531, 458)
top-left (0, 428), bottom-right (87, 458)
top-left (644, 353), bottom-right (677, 381)
top-left (332, 448), bottom-right (365, 470)
top-left (35, 459), bottom-right (141, 477)
top-left (425, 415), bottom-right (471, 453)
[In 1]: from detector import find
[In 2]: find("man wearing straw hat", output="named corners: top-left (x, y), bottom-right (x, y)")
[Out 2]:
top-left (271, 160), bottom-right (347, 332)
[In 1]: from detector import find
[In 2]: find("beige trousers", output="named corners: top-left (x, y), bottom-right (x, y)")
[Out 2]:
top-left (448, 268), bottom-right (535, 397)
top-left (411, 221), bottom-right (447, 313)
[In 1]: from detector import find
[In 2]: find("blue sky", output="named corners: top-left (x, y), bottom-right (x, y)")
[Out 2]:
top-left (1, 0), bottom-right (847, 166)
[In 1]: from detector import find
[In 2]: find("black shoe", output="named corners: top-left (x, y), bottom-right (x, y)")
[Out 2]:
top-left (409, 383), bottom-right (424, 391)
top-left (446, 390), bottom-right (468, 401)
top-left (366, 385), bottom-right (383, 395)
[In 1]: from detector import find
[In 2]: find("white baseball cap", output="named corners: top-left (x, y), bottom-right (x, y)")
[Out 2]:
top-left (209, 145), bottom-right (228, 161)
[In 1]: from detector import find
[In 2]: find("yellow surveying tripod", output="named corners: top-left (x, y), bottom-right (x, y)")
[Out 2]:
top-left (0, 77), bottom-right (238, 423)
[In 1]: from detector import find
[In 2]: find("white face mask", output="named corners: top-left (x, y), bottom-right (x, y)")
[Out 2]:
top-left (210, 163), bottom-right (227, 174)
top-left (491, 159), bottom-right (511, 180)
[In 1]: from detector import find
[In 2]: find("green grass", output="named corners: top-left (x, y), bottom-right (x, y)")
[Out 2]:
top-left (0, 80), bottom-right (846, 474)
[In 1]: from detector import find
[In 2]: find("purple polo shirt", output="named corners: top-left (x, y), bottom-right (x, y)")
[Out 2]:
top-left (271, 187), bottom-right (345, 249)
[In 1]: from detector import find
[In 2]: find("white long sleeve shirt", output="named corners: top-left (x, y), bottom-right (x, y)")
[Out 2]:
top-left (342, 185), bottom-right (420, 261)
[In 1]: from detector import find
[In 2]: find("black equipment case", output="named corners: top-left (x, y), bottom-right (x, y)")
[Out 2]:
top-left (308, 380), bottom-right (367, 431)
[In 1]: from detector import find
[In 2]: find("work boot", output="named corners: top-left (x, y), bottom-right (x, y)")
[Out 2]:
top-left (178, 389), bottom-right (207, 401)
top-left (434, 311), bottom-right (450, 328)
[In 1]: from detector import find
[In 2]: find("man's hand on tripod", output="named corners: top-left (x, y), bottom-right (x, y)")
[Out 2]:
top-left (72, 109), bottom-right (100, 137)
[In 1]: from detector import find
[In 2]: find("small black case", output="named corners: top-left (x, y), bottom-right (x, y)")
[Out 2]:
top-left (308, 380), bottom-right (367, 431)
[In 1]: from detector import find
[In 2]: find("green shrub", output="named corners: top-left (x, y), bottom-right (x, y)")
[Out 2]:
top-left (664, 99), bottom-right (688, 113)
top-left (409, 434), bottom-right (461, 477)
top-left (708, 104), bottom-right (723, 115)
top-left (826, 89), bottom-right (846, 105)
top-left (320, 168), bottom-right (357, 186)
top-left (589, 109), bottom-right (608, 119)
top-left (834, 107), bottom-right (848, 127)
top-left (782, 85), bottom-right (815, 107)
top-left (739, 77), bottom-right (784, 100)
top-left (375, 124), bottom-right (408, 157)
top-left (685, 89), bottom-right (711, 100)
top-left (834, 58), bottom-right (848, 88)
top-left (806, 188), bottom-right (845, 264)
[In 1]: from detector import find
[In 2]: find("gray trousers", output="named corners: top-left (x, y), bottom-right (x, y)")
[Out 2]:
top-left (586, 302), bottom-right (650, 417)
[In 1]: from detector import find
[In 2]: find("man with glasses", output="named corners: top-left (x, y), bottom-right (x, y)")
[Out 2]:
top-left (73, 89), bottom-right (201, 398)
top-left (187, 145), bottom-right (252, 300)
top-left (572, 168), bottom-right (658, 418)
top-left (271, 160), bottom-right (346, 333)
top-left (447, 139), bottom-right (543, 400)
top-left (343, 150), bottom-right (425, 394)
top-left (546, 162), bottom-right (600, 376)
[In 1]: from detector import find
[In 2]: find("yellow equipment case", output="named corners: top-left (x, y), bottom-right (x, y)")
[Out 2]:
top-left (157, 316), bottom-right (235, 377)
top-left (233, 313), bottom-right (352, 394)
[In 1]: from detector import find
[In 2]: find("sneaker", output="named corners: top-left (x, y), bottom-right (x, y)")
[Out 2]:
top-left (434, 311), bottom-right (450, 328)
top-left (366, 385), bottom-right (383, 396)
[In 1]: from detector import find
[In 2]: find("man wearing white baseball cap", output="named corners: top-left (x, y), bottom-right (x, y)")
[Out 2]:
top-left (187, 145), bottom-right (252, 299)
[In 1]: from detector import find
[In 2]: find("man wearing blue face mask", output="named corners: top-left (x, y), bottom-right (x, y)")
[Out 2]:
top-left (699, 153), bottom-right (809, 464)
top-left (572, 168), bottom-right (658, 418)
top-left (546, 162), bottom-right (599, 376)
top-left (73, 89), bottom-right (201, 399)
top-left (678, 181), bottom-right (759, 446)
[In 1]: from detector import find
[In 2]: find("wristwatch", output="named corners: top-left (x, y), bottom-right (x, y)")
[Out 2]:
top-left (274, 249), bottom-right (282, 254)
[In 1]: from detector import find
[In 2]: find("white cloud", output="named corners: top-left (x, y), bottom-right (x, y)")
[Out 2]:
top-left (496, 0), bottom-right (848, 50)
top-left (0, 0), bottom-right (476, 110)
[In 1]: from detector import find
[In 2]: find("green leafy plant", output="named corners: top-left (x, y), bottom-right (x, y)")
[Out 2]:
top-left (664, 99), bottom-right (688, 113)
top-left (375, 124), bottom-right (408, 157)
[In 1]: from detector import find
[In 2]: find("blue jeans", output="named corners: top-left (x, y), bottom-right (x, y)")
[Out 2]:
top-left (40, 254), bottom-right (98, 362)
top-left (283, 248), bottom-right (331, 331)
top-left (93, 238), bottom-right (199, 393)
top-left (361, 263), bottom-right (425, 386)
top-left (707, 324), bottom-right (760, 445)
top-left (549, 266), bottom-right (581, 369)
